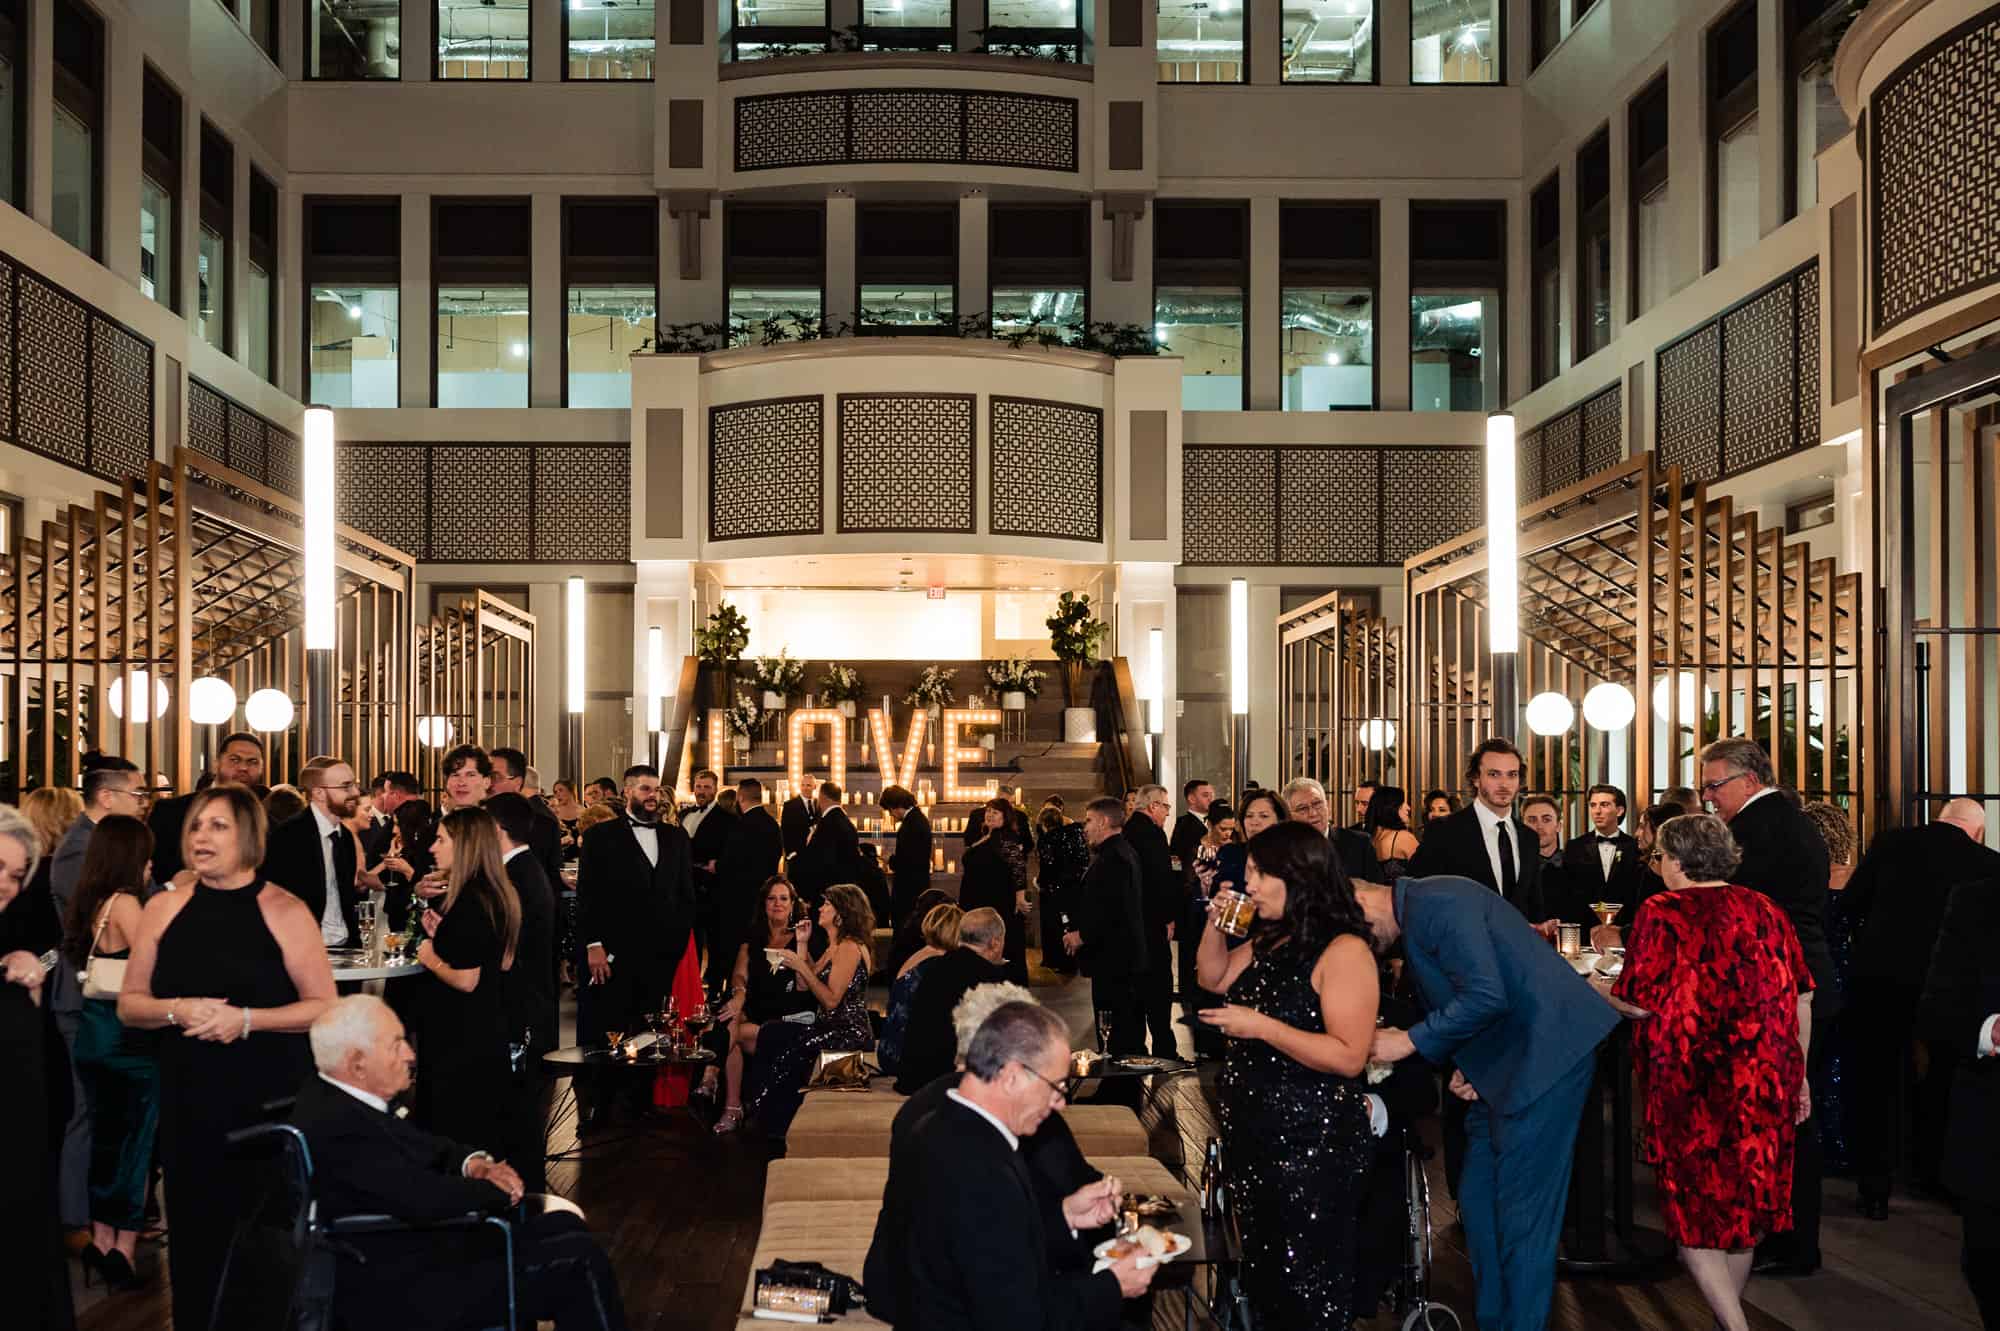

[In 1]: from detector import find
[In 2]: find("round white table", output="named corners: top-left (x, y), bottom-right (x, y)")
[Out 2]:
top-left (330, 959), bottom-right (424, 982)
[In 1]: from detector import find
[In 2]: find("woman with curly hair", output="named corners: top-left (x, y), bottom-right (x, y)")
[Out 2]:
top-left (1195, 820), bottom-right (1379, 1329)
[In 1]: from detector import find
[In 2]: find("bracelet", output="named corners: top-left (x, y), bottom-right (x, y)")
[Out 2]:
top-left (241, 1006), bottom-right (253, 1039)
top-left (166, 1008), bottom-right (178, 1028)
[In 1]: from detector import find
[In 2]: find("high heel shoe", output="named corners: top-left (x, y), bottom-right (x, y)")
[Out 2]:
top-left (99, 1249), bottom-right (141, 1291)
top-left (713, 1106), bottom-right (745, 1135)
top-left (79, 1243), bottom-right (108, 1287)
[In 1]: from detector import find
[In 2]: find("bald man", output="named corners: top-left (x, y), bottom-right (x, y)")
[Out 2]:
top-left (1845, 797), bottom-right (2000, 1219)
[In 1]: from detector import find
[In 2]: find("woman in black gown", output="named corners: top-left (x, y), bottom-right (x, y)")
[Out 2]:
top-left (1196, 820), bottom-right (1380, 1331)
top-left (412, 806), bottom-right (520, 1155)
top-left (118, 783), bottom-right (335, 1331)
top-left (959, 798), bottom-right (1029, 982)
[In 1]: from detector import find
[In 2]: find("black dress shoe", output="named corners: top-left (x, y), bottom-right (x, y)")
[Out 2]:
top-left (99, 1249), bottom-right (142, 1291)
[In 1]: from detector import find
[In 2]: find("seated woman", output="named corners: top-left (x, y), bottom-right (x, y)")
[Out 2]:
top-left (710, 876), bottom-right (817, 1125)
top-left (740, 883), bottom-right (874, 1139)
top-left (886, 886), bottom-right (954, 978)
top-left (878, 903), bottom-right (963, 1075)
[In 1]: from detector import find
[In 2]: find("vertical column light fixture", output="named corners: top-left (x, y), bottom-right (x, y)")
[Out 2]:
top-left (564, 577), bottom-right (586, 782)
top-left (647, 625), bottom-right (667, 769)
top-left (302, 406), bottom-right (336, 757)
top-left (1486, 411), bottom-right (1520, 740)
top-left (1229, 578), bottom-right (1249, 800)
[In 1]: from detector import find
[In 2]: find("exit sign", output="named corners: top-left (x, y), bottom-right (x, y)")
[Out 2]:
top-left (927, 586), bottom-right (946, 600)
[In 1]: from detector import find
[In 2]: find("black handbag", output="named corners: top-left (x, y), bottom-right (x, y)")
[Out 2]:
top-left (753, 1260), bottom-right (866, 1320)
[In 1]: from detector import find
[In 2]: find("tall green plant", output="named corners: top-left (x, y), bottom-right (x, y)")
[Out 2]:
top-left (695, 602), bottom-right (750, 666)
top-left (1045, 591), bottom-right (1109, 664)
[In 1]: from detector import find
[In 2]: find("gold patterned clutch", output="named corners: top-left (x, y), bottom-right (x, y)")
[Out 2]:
top-left (806, 1050), bottom-right (879, 1090)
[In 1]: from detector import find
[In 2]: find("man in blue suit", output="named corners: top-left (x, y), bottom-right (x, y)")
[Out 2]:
top-left (1357, 875), bottom-right (1620, 1331)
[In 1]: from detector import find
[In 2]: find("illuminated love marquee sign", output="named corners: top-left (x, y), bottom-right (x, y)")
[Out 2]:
top-left (762, 706), bottom-right (997, 803)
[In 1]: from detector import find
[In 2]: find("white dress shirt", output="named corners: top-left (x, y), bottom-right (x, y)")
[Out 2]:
top-left (502, 844), bottom-right (527, 866)
top-left (311, 805), bottom-right (346, 946)
top-left (630, 819), bottom-right (660, 867)
top-left (1735, 785), bottom-right (1779, 815)
top-left (1597, 833), bottom-right (1618, 879)
top-left (683, 802), bottom-right (713, 840)
top-left (1471, 800), bottom-right (1517, 894)
top-left (1980, 1014), bottom-right (1998, 1058)
top-left (947, 1088), bottom-right (1020, 1151)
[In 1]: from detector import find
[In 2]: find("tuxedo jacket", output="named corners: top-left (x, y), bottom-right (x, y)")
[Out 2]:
top-left (682, 803), bottom-right (736, 879)
top-left (1075, 834), bottom-right (1148, 980)
top-left (1331, 825), bottom-right (1383, 886)
top-left (1726, 792), bottom-right (1837, 1018)
top-left (261, 809), bottom-right (360, 946)
top-left (525, 801), bottom-right (564, 889)
top-left (890, 808), bottom-right (934, 918)
top-left (892, 946), bottom-right (1008, 1095)
top-left (1918, 883), bottom-right (2000, 1203)
top-left (1560, 830), bottom-right (1645, 906)
top-left (575, 815), bottom-right (694, 983)
top-left (1124, 814), bottom-right (1180, 944)
top-left (794, 804), bottom-right (860, 901)
top-left (147, 793), bottom-right (199, 883)
top-left (905, 1098), bottom-right (1124, 1331)
top-left (1170, 811), bottom-right (1208, 875)
top-left (780, 796), bottom-right (817, 859)
top-left (1846, 821), bottom-right (2000, 988)
top-left (502, 851), bottom-right (559, 1053)
top-left (1406, 805), bottom-right (1545, 922)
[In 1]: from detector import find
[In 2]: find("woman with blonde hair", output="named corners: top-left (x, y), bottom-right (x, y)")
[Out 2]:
top-left (878, 902), bottom-right (963, 1075)
top-left (413, 806), bottom-right (521, 1153)
top-left (741, 882), bottom-right (874, 1138)
top-left (23, 786), bottom-right (82, 862)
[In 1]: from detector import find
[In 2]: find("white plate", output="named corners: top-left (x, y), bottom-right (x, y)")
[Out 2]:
top-left (1091, 1231), bottom-right (1192, 1272)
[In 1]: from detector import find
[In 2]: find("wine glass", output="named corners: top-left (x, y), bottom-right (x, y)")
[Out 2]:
top-left (1094, 1009), bottom-right (1113, 1054)
top-left (685, 1002), bottom-right (712, 1054)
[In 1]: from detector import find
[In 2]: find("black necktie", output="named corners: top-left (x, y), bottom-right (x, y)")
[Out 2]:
top-left (1496, 822), bottom-right (1516, 899)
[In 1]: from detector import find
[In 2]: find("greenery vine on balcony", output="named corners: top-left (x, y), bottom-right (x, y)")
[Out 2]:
top-left (647, 315), bottom-right (1164, 356)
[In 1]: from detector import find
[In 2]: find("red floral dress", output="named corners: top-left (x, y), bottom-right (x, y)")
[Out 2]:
top-left (1613, 883), bottom-right (1813, 1250)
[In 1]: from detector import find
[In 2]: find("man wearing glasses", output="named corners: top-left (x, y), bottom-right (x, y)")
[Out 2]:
top-left (264, 755), bottom-right (366, 949)
top-left (1697, 735), bottom-right (1835, 1279)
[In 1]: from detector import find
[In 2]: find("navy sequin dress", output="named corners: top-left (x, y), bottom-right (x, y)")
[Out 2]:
top-left (1220, 938), bottom-right (1373, 1330)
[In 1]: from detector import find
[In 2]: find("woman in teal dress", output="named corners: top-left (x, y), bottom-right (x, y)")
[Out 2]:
top-left (61, 814), bottom-right (159, 1290)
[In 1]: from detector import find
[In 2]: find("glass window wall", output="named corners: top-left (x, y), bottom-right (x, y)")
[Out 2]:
top-left (0, 3), bottom-right (22, 211)
top-left (1411, 292), bottom-right (1498, 412)
top-left (197, 223), bottom-right (226, 351)
top-left (1411, 0), bottom-right (1496, 83)
top-left (567, 285), bottom-right (654, 407)
top-left (992, 287), bottom-right (1085, 341)
top-left (437, 0), bottom-right (528, 77)
top-left (245, 262), bottom-right (271, 381)
top-left (1530, 175), bottom-right (1560, 387)
top-left (436, 286), bottom-right (529, 407)
top-left (140, 177), bottom-right (171, 305)
top-left (728, 286), bottom-right (825, 344)
top-left (568, 0), bottom-right (655, 77)
top-left (1707, 1), bottom-right (1757, 270)
top-left (1158, 0), bottom-right (1243, 82)
top-left (1281, 0), bottom-right (1371, 83)
top-left (860, 283), bottom-right (954, 332)
top-left (51, 105), bottom-right (93, 254)
top-left (1793, 66), bottom-right (1845, 212)
top-left (1715, 115), bottom-right (1759, 264)
top-left (729, 0), bottom-right (829, 59)
top-left (986, 0), bottom-right (1081, 60)
top-left (863, 0), bottom-right (952, 50)
top-left (1156, 286), bottom-right (1243, 410)
top-left (311, 0), bottom-right (400, 78)
top-left (310, 286), bottom-right (400, 408)
top-left (1635, 183), bottom-right (1671, 315)
top-left (1281, 288), bottom-right (1371, 409)
top-left (51, 0), bottom-right (100, 259)
top-left (1629, 71), bottom-right (1670, 315)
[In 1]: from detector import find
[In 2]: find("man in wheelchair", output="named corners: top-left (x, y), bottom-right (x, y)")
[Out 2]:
top-left (296, 995), bottom-right (628, 1331)
top-left (1350, 972), bottom-right (1448, 1328)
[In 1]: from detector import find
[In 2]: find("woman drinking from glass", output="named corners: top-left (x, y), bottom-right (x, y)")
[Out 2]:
top-left (711, 875), bottom-right (819, 1125)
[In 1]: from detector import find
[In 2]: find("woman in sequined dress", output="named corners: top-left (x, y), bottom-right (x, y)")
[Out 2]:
top-left (740, 882), bottom-right (874, 1138)
top-left (1196, 820), bottom-right (1381, 1330)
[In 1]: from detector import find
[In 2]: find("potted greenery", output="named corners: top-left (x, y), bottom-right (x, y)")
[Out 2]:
top-left (820, 663), bottom-right (865, 718)
top-left (753, 650), bottom-right (806, 711)
top-left (985, 659), bottom-right (1046, 712)
top-left (725, 691), bottom-right (762, 756)
top-left (905, 666), bottom-right (958, 734)
top-left (1045, 591), bottom-right (1109, 707)
top-left (695, 602), bottom-right (751, 706)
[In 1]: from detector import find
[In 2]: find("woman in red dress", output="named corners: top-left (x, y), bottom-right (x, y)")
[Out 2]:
top-left (1609, 812), bottom-right (1814, 1331)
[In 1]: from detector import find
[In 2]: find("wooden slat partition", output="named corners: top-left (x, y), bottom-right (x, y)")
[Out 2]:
top-left (413, 591), bottom-right (538, 800)
top-left (1277, 593), bottom-right (1399, 809)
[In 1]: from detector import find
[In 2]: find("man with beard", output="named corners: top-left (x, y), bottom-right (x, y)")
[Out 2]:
top-left (150, 731), bottom-right (268, 882)
top-left (263, 755), bottom-right (366, 948)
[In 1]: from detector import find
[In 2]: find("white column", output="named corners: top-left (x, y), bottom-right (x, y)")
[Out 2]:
top-left (533, 0), bottom-right (563, 81)
top-left (400, 192), bottom-right (432, 406)
top-left (1378, 196), bottom-right (1410, 410)
top-left (99, 11), bottom-right (140, 286)
top-left (25, 0), bottom-right (51, 228)
top-left (1248, 582), bottom-right (1281, 785)
top-left (530, 192), bottom-right (563, 406)
top-left (825, 191), bottom-right (856, 329)
top-left (529, 581), bottom-right (565, 778)
top-left (959, 191), bottom-right (989, 322)
top-left (1247, 195), bottom-right (1280, 410)
top-left (1248, 0), bottom-right (1282, 85)
top-left (406, 0), bottom-right (434, 81)
top-left (1377, 0), bottom-right (1411, 86)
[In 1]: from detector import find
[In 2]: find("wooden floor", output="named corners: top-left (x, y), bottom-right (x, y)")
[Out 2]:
top-left (74, 963), bottom-right (1980, 1331)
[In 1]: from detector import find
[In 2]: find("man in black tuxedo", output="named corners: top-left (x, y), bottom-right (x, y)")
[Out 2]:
top-left (296, 996), bottom-right (628, 1331)
top-left (1170, 779), bottom-right (1213, 874)
top-left (680, 769), bottom-right (736, 972)
top-left (1918, 881), bottom-right (2000, 1327)
top-left (262, 755), bottom-right (364, 948)
top-left (1062, 797), bottom-right (1150, 1056)
top-left (1560, 784), bottom-right (1644, 924)
top-left (1281, 775), bottom-right (1385, 886)
top-left (487, 793), bottom-right (558, 1193)
top-left (1845, 797), bottom-right (2000, 1217)
top-left (903, 1002), bottom-right (1154, 1330)
top-left (1700, 736), bottom-right (1834, 1276)
top-left (1404, 739), bottom-right (1549, 925)
top-left (881, 785), bottom-right (933, 932)
top-left (1126, 784), bottom-right (1182, 1057)
top-left (712, 777), bottom-right (783, 989)
top-left (577, 764), bottom-right (693, 1122)
top-left (1349, 778), bottom-right (1378, 834)
top-left (780, 788), bottom-right (817, 863)
top-left (1520, 794), bottom-right (1590, 926)
top-left (150, 731), bottom-right (266, 883)
top-left (792, 781), bottom-right (860, 904)
top-left (489, 748), bottom-right (562, 886)
top-left (894, 908), bottom-right (1008, 1094)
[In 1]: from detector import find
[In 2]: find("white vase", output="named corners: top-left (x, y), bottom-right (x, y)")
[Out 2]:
top-left (1063, 707), bottom-right (1098, 743)
top-left (762, 691), bottom-right (785, 711)
top-left (1002, 691), bottom-right (1027, 711)
top-left (838, 700), bottom-right (856, 719)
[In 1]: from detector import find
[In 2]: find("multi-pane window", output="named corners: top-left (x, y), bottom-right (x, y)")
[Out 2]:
top-left (568, 0), bottom-right (655, 77)
top-left (140, 67), bottom-right (180, 312)
top-left (1157, 0), bottom-right (1243, 83)
top-left (1410, 200), bottom-right (1504, 412)
top-left (1788, 0), bottom-right (1851, 214)
top-left (991, 204), bottom-right (1088, 342)
top-left (564, 198), bottom-right (657, 407)
top-left (1708, 1), bottom-right (1759, 269)
top-left (859, 205), bottom-right (956, 333)
top-left (434, 199), bottom-right (531, 406)
top-left (51, 0), bottom-right (102, 260)
top-left (311, 0), bottom-right (400, 78)
top-left (727, 0), bottom-right (829, 60)
top-left (247, 170), bottom-right (277, 383)
top-left (986, 0), bottom-right (1081, 60)
top-left (1576, 127), bottom-right (1611, 360)
top-left (198, 123), bottom-right (233, 355)
top-left (862, 0), bottom-right (952, 51)
top-left (1629, 71), bottom-right (1671, 315)
top-left (1155, 201), bottom-right (1247, 410)
top-left (0, 0), bottom-right (27, 211)
top-left (726, 204), bottom-right (825, 342)
top-left (1412, 0), bottom-right (1496, 83)
top-left (1530, 0), bottom-right (1558, 67)
top-left (1282, 0), bottom-right (1372, 83)
top-left (437, 0), bottom-right (528, 78)
top-left (1530, 175), bottom-right (1560, 388)
top-left (1280, 202), bottom-right (1375, 410)
top-left (305, 197), bottom-right (401, 407)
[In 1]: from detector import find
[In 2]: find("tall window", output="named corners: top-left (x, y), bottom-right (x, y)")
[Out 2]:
top-left (1412, 0), bottom-right (1497, 83)
top-left (1576, 127), bottom-right (1611, 360)
top-left (1708, 1), bottom-right (1759, 270)
top-left (1530, 0), bottom-right (1558, 67)
top-left (1629, 71), bottom-right (1671, 315)
top-left (1529, 175), bottom-right (1560, 388)
top-left (986, 0), bottom-right (1081, 61)
top-left (0, 0), bottom-right (27, 211)
top-left (437, 0), bottom-right (528, 78)
top-left (563, 198), bottom-right (656, 407)
top-left (1158, 0), bottom-right (1243, 83)
top-left (568, 0), bottom-right (655, 77)
top-left (198, 123), bottom-right (232, 355)
top-left (727, 0), bottom-right (829, 60)
top-left (1410, 200), bottom-right (1504, 412)
top-left (434, 199), bottom-right (530, 406)
top-left (858, 205), bottom-right (956, 334)
top-left (862, 0), bottom-right (952, 51)
top-left (1281, 202), bottom-right (1374, 410)
top-left (51, 0), bottom-right (102, 260)
top-left (247, 0), bottom-right (277, 57)
top-left (1282, 0), bottom-right (1371, 82)
top-left (247, 170), bottom-right (276, 383)
top-left (1788, 0), bottom-right (1851, 214)
top-left (1156, 201), bottom-right (1247, 410)
top-left (991, 204), bottom-right (1087, 342)
top-left (305, 197), bottom-right (401, 407)
top-left (311, 0), bottom-right (400, 78)
top-left (139, 67), bottom-right (180, 312)
top-left (726, 204), bottom-right (825, 342)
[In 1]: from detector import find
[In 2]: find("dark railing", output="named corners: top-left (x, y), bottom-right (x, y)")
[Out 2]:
top-left (0, 247), bottom-right (155, 484)
top-left (1518, 380), bottom-right (1623, 502)
top-left (733, 87), bottom-right (1079, 173)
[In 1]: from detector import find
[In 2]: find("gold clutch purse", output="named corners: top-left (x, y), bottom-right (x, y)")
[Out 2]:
top-left (806, 1050), bottom-right (879, 1090)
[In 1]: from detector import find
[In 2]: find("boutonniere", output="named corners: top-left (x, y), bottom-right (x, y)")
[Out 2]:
top-left (394, 1105), bottom-right (411, 1120)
